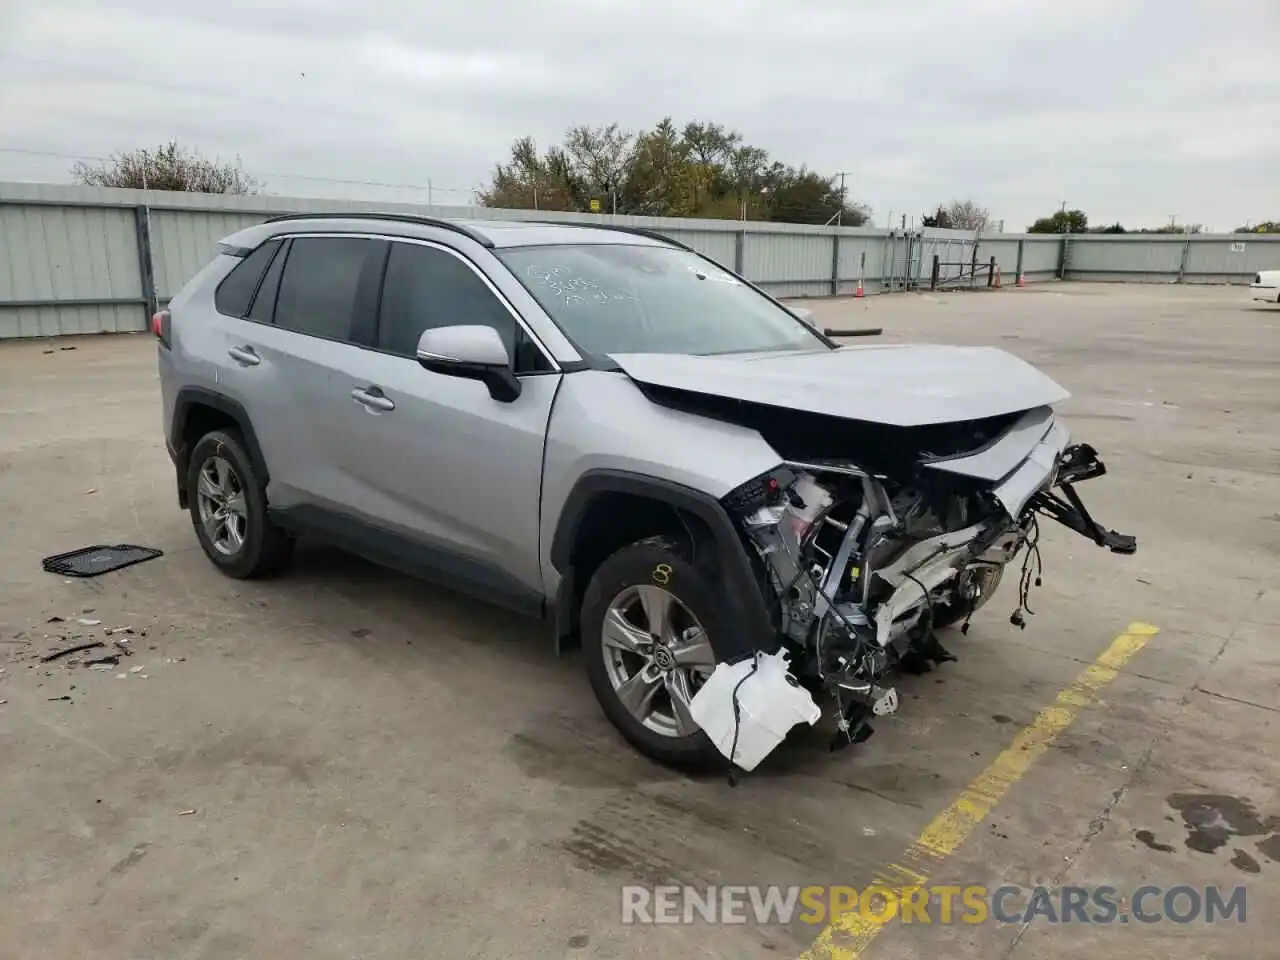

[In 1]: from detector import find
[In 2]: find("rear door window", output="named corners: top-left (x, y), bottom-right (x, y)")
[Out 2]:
top-left (214, 240), bottom-right (282, 317)
top-left (273, 237), bottom-right (381, 342)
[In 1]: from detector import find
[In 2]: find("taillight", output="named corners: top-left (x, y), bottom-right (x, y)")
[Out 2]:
top-left (152, 309), bottom-right (171, 347)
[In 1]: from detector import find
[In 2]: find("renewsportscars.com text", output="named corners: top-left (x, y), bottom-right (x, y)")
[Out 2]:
top-left (621, 883), bottom-right (1248, 926)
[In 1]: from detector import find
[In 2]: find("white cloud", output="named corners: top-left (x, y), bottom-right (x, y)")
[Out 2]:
top-left (1, 0), bottom-right (1277, 229)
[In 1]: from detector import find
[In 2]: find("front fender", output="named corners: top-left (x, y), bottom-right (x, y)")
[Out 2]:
top-left (549, 469), bottom-right (781, 663)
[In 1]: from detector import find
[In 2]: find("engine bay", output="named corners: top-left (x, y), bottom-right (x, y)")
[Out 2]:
top-left (710, 410), bottom-right (1139, 761)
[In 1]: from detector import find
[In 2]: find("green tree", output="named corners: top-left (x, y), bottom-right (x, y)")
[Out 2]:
top-left (1235, 221), bottom-right (1280, 233)
top-left (479, 119), bottom-right (869, 225)
top-left (624, 118), bottom-right (692, 216)
top-left (70, 141), bottom-right (258, 194)
top-left (478, 136), bottom-right (585, 211)
top-left (563, 123), bottom-right (635, 214)
top-left (1028, 209), bottom-right (1088, 234)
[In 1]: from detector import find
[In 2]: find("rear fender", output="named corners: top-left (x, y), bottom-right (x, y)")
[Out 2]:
top-left (170, 388), bottom-right (269, 507)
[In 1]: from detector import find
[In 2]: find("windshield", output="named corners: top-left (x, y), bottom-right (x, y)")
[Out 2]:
top-left (495, 243), bottom-right (829, 358)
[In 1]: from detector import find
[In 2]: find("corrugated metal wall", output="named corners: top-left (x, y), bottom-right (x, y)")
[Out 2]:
top-left (1184, 235), bottom-right (1278, 283)
top-left (151, 209), bottom-right (268, 301)
top-left (1067, 236), bottom-right (1185, 283)
top-left (0, 199), bottom-right (144, 337)
top-left (747, 231), bottom-right (833, 298)
top-left (834, 232), bottom-right (883, 295)
top-left (1021, 238), bottom-right (1063, 278)
top-left (3, 181), bottom-right (1279, 339)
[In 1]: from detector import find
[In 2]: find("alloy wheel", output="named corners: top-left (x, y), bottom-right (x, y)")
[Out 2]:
top-left (195, 455), bottom-right (248, 557)
top-left (601, 584), bottom-right (717, 738)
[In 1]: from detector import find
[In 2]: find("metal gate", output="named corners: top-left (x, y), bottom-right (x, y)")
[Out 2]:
top-left (878, 229), bottom-right (989, 292)
top-left (880, 231), bottom-right (926, 291)
top-left (918, 228), bottom-right (987, 290)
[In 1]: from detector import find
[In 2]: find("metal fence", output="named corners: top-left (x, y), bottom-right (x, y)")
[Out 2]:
top-left (2, 181), bottom-right (1278, 339)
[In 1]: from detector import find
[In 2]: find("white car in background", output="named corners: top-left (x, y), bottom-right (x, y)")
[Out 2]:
top-left (1251, 270), bottom-right (1280, 303)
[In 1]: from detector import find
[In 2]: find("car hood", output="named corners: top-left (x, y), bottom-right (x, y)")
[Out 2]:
top-left (609, 344), bottom-right (1071, 427)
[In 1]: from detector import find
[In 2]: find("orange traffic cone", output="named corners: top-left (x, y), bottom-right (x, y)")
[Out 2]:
top-left (994, 266), bottom-right (1002, 289)
top-left (854, 280), bottom-right (865, 298)
top-left (1016, 272), bottom-right (1025, 287)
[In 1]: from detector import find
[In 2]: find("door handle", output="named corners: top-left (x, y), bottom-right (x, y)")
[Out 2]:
top-left (351, 386), bottom-right (395, 412)
top-left (227, 345), bottom-right (261, 366)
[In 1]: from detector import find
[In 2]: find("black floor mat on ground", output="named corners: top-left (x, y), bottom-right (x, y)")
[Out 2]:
top-left (42, 544), bottom-right (164, 578)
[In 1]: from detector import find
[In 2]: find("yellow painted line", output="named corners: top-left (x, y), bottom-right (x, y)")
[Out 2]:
top-left (800, 621), bottom-right (1159, 960)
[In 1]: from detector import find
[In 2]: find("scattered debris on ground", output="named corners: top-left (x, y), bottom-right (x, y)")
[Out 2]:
top-left (40, 641), bottom-right (105, 663)
top-left (8, 612), bottom-right (176, 702)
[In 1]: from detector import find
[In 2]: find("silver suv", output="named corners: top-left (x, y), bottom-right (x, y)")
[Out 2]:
top-left (157, 214), bottom-right (1136, 769)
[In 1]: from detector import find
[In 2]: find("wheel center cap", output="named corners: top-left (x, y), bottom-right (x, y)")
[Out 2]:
top-left (652, 645), bottom-right (676, 671)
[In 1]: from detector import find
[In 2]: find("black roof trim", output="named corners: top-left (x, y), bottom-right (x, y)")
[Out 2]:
top-left (261, 212), bottom-right (495, 248)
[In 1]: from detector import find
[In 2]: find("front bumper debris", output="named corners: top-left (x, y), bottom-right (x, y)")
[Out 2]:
top-left (1032, 443), bottom-right (1137, 554)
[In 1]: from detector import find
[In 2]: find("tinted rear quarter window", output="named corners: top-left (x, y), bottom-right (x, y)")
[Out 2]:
top-left (214, 240), bottom-right (282, 317)
top-left (274, 237), bottom-right (376, 341)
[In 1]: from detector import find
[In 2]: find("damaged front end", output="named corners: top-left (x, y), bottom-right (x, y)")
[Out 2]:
top-left (709, 404), bottom-right (1137, 763)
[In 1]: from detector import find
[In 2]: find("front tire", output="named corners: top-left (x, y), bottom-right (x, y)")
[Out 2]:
top-left (187, 429), bottom-right (294, 579)
top-left (580, 535), bottom-right (728, 768)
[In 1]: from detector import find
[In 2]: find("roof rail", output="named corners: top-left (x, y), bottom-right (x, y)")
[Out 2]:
top-left (261, 211), bottom-right (494, 248)
top-left (517, 220), bottom-right (695, 253)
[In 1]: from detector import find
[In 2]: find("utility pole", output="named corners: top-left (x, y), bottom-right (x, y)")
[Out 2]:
top-left (834, 171), bottom-right (850, 227)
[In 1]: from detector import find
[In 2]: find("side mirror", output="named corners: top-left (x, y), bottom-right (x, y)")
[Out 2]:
top-left (416, 325), bottom-right (521, 403)
top-left (790, 306), bottom-right (815, 326)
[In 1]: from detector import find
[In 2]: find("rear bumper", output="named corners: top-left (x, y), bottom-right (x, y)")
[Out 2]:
top-left (1251, 284), bottom-right (1278, 302)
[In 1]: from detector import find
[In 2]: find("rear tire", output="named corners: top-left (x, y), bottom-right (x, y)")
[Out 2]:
top-left (581, 535), bottom-right (729, 769)
top-left (187, 429), bottom-right (294, 579)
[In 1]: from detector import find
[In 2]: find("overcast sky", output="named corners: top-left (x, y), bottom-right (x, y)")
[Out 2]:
top-left (2, 0), bottom-right (1277, 231)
